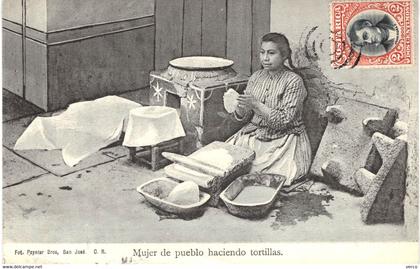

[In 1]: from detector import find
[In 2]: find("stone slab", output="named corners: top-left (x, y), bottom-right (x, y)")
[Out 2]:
top-left (11, 149), bottom-right (115, 177)
top-left (2, 147), bottom-right (48, 187)
top-left (390, 120), bottom-right (408, 138)
top-left (353, 169), bottom-right (375, 195)
top-left (300, 68), bottom-right (338, 158)
top-left (358, 133), bottom-right (407, 224)
top-left (310, 98), bottom-right (397, 195)
top-left (101, 145), bottom-right (129, 159)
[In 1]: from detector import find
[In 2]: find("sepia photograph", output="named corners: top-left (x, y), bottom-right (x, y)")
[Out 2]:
top-left (1, 0), bottom-right (418, 266)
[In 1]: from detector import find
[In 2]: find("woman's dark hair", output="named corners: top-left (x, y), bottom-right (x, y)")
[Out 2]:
top-left (261, 32), bottom-right (295, 70)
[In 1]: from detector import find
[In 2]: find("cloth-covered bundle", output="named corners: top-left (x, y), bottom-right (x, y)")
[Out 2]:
top-left (14, 96), bottom-right (186, 167)
top-left (14, 96), bottom-right (142, 166)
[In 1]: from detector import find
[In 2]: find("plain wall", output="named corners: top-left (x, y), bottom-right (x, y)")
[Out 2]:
top-left (2, 0), bottom-right (153, 32)
top-left (27, 0), bottom-right (47, 31)
top-left (2, 0), bottom-right (22, 23)
top-left (46, 0), bottom-right (154, 31)
top-left (3, 0), bottom-right (47, 31)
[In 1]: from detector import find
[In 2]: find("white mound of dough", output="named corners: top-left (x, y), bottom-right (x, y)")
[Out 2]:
top-left (166, 181), bottom-right (200, 205)
top-left (223, 88), bottom-right (239, 113)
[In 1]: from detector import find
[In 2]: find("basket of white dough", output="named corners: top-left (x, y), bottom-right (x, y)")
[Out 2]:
top-left (219, 173), bottom-right (287, 219)
top-left (137, 178), bottom-right (211, 218)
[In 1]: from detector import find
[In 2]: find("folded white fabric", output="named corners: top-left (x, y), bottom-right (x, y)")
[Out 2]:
top-left (14, 96), bottom-right (142, 167)
top-left (122, 106), bottom-right (185, 147)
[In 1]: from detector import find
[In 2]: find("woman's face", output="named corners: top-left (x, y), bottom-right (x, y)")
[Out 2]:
top-left (260, 41), bottom-right (285, 72)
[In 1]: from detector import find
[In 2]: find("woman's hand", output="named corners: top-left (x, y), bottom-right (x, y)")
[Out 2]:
top-left (237, 94), bottom-right (271, 118)
top-left (237, 94), bottom-right (259, 111)
top-left (235, 103), bottom-right (250, 118)
top-left (235, 94), bottom-right (252, 117)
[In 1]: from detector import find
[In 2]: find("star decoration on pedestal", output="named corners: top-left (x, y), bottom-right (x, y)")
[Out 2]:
top-left (186, 94), bottom-right (197, 110)
top-left (152, 82), bottom-right (163, 102)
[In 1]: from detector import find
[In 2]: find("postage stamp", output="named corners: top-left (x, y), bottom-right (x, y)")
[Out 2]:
top-left (331, 0), bottom-right (413, 68)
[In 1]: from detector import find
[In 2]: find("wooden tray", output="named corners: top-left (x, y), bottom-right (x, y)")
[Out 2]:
top-left (137, 177), bottom-right (210, 217)
top-left (219, 173), bottom-right (286, 219)
top-left (164, 141), bottom-right (255, 206)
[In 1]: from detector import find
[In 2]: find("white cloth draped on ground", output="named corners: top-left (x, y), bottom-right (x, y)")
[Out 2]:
top-left (226, 131), bottom-right (312, 186)
top-left (122, 106), bottom-right (185, 147)
top-left (14, 96), bottom-right (142, 167)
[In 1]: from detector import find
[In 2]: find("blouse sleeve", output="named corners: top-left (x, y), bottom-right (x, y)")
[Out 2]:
top-left (266, 75), bottom-right (306, 130)
top-left (233, 73), bottom-right (256, 122)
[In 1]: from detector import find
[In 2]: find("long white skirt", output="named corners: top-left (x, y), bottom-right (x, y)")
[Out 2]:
top-left (226, 131), bottom-right (312, 186)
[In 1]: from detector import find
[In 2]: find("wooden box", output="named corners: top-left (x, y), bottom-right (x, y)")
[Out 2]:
top-left (149, 61), bottom-right (249, 153)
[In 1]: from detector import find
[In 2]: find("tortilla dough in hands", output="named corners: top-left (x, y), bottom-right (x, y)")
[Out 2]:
top-left (223, 88), bottom-right (239, 113)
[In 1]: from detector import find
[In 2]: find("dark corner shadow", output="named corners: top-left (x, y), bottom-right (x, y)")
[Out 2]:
top-left (270, 191), bottom-right (334, 229)
top-left (2, 89), bottom-right (44, 122)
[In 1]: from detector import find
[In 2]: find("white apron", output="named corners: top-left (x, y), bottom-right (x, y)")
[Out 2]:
top-left (227, 131), bottom-right (312, 186)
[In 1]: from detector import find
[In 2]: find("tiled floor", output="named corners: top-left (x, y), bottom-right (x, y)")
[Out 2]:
top-left (2, 89), bottom-right (409, 243)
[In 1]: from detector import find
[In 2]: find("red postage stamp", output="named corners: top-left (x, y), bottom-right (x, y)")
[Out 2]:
top-left (331, 1), bottom-right (413, 68)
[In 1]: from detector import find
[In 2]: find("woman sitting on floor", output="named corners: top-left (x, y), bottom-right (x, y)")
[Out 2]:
top-left (226, 32), bottom-right (312, 186)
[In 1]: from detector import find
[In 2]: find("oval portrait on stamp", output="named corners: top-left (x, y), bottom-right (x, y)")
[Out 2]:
top-left (346, 10), bottom-right (400, 57)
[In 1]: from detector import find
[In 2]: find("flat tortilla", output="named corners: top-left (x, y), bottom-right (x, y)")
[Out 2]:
top-left (223, 88), bottom-right (239, 113)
